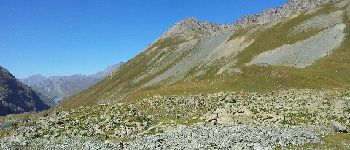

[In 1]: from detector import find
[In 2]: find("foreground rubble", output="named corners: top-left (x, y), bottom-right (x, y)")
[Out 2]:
top-left (125, 124), bottom-right (325, 150)
top-left (0, 89), bottom-right (349, 149)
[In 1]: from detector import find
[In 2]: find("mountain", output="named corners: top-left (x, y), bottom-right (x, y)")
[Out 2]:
top-left (62, 0), bottom-right (350, 110)
top-left (21, 62), bottom-right (123, 103)
top-left (2, 0), bottom-right (350, 148)
top-left (0, 66), bottom-right (51, 116)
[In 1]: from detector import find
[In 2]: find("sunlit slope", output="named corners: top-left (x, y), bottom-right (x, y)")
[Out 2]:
top-left (61, 1), bottom-right (350, 110)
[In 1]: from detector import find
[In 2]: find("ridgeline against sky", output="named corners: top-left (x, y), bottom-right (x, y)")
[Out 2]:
top-left (0, 0), bottom-right (286, 78)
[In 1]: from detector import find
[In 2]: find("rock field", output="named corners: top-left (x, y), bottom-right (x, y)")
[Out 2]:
top-left (1, 89), bottom-right (349, 149)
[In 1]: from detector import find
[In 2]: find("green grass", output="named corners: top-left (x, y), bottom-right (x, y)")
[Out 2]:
top-left (227, 25), bottom-right (257, 42)
top-left (0, 129), bottom-right (10, 139)
top-left (148, 36), bottom-right (187, 50)
top-left (125, 2), bottom-right (350, 98)
top-left (235, 3), bottom-right (337, 66)
top-left (60, 35), bottom-right (192, 110)
top-left (60, 2), bottom-right (350, 109)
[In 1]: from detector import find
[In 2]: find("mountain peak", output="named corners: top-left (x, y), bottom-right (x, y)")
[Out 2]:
top-left (0, 66), bottom-right (51, 115)
top-left (0, 66), bottom-right (12, 77)
top-left (160, 17), bottom-right (228, 39)
top-left (178, 17), bottom-right (200, 25)
top-left (21, 62), bottom-right (124, 103)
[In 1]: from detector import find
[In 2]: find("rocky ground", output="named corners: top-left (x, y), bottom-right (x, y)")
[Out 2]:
top-left (0, 89), bottom-right (349, 149)
top-left (125, 124), bottom-right (325, 150)
top-left (0, 136), bottom-right (118, 150)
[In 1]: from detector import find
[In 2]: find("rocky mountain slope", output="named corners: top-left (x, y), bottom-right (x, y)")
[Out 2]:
top-left (1, 0), bottom-right (350, 149)
top-left (0, 66), bottom-right (51, 116)
top-left (63, 0), bottom-right (350, 109)
top-left (21, 62), bottom-right (123, 103)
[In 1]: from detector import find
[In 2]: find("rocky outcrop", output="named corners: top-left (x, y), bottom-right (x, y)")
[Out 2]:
top-left (332, 121), bottom-right (348, 133)
top-left (0, 66), bottom-right (51, 116)
top-left (162, 0), bottom-right (342, 40)
top-left (233, 0), bottom-right (341, 29)
top-left (160, 18), bottom-right (230, 39)
top-left (162, 0), bottom-right (341, 40)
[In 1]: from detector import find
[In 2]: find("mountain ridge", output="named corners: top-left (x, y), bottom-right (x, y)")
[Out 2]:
top-left (0, 66), bottom-right (51, 116)
top-left (160, 0), bottom-right (339, 40)
top-left (2, 0), bottom-right (350, 148)
top-left (21, 62), bottom-right (123, 103)
top-left (62, 0), bottom-right (349, 110)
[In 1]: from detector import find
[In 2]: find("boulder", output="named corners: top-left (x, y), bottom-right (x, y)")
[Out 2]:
top-left (331, 121), bottom-right (348, 133)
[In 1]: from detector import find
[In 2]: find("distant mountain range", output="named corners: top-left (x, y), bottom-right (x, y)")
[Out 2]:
top-left (0, 66), bottom-right (52, 116)
top-left (20, 62), bottom-right (123, 103)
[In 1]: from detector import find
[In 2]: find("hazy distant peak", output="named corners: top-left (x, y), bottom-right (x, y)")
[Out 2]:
top-left (27, 74), bottom-right (47, 80)
top-left (20, 62), bottom-right (124, 103)
top-left (91, 61), bottom-right (124, 78)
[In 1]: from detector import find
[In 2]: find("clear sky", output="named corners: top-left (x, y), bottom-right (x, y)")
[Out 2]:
top-left (0, 0), bottom-right (287, 78)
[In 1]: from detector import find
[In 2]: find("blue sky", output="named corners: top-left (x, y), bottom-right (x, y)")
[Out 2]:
top-left (0, 0), bottom-right (287, 78)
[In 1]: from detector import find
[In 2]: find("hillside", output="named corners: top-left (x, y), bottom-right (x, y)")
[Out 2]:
top-left (0, 66), bottom-right (51, 116)
top-left (21, 62), bottom-right (123, 103)
top-left (62, 0), bottom-right (350, 109)
top-left (1, 0), bottom-right (350, 149)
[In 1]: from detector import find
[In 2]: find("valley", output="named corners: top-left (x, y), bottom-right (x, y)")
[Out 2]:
top-left (1, 0), bottom-right (350, 149)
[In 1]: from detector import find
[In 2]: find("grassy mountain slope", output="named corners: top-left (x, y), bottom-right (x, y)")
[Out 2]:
top-left (61, 0), bottom-right (350, 110)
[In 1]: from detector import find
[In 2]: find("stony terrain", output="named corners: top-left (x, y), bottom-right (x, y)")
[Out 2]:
top-left (2, 0), bottom-right (350, 149)
top-left (1, 89), bottom-right (349, 149)
top-left (289, 10), bottom-right (343, 35)
top-left (250, 23), bottom-right (345, 68)
top-left (0, 136), bottom-right (118, 150)
top-left (125, 124), bottom-right (324, 149)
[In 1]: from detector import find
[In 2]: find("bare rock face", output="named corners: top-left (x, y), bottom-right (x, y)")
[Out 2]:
top-left (0, 66), bottom-right (51, 116)
top-left (161, 0), bottom-right (341, 40)
top-left (234, 0), bottom-right (340, 29)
